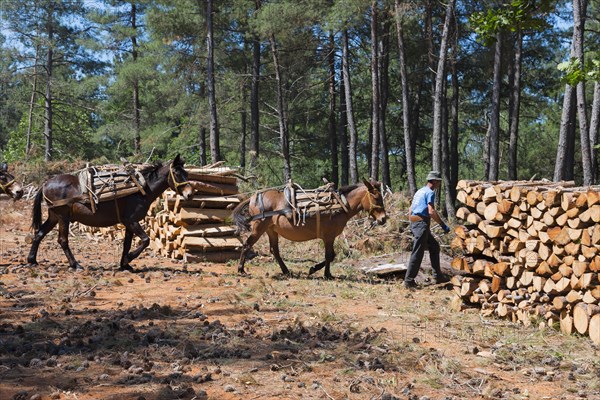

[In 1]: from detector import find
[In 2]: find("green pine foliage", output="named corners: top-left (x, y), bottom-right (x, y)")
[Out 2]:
top-left (0, 0), bottom-right (598, 188)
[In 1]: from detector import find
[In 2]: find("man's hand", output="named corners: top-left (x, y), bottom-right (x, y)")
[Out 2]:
top-left (442, 224), bottom-right (451, 234)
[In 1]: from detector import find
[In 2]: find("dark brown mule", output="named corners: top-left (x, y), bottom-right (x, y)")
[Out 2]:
top-left (27, 155), bottom-right (193, 271)
top-left (232, 179), bottom-right (387, 279)
top-left (0, 163), bottom-right (24, 200)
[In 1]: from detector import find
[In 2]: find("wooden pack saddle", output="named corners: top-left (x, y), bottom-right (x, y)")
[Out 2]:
top-left (74, 163), bottom-right (147, 213)
top-left (252, 181), bottom-right (349, 226)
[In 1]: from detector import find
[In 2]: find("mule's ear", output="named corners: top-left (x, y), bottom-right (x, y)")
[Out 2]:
top-left (362, 177), bottom-right (374, 191)
top-left (173, 154), bottom-right (184, 166)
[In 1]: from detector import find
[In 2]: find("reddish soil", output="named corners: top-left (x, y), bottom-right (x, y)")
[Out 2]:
top-left (1, 197), bottom-right (599, 400)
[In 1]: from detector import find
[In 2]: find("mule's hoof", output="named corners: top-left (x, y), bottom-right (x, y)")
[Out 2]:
top-left (280, 269), bottom-right (293, 278)
top-left (119, 264), bottom-right (135, 273)
top-left (71, 263), bottom-right (84, 272)
top-left (308, 267), bottom-right (317, 276)
top-left (324, 273), bottom-right (334, 280)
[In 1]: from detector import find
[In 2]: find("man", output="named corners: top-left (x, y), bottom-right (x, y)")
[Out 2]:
top-left (404, 170), bottom-right (450, 289)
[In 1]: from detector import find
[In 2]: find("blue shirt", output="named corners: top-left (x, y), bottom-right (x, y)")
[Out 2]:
top-left (410, 186), bottom-right (435, 217)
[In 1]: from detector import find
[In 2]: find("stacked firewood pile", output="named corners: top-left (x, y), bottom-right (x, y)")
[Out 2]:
top-left (146, 164), bottom-right (243, 262)
top-left (451, 179), bottom-right (600, 345)
top-left (76, 163), bottom-right (243, 263)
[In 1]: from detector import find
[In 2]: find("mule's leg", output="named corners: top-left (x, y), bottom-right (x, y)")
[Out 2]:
top-left (27, 214), bottom-right (59, 265)
top-left (57, 217), bottom-right (82, 270)
top-left (322, 240), bottom-right (337, 279)
top-left (309, 239), bottom-right (336, 279)
top-left (266, 230), bottom-right (291, 276)
top-left (308, 260), bottom-right (326, 276)
top-left (119, 228), bottom-right (135, 271)
top-left (119, 222), bottom-right (149, 270)
top-left (238, 220), bottom-right (268, 274)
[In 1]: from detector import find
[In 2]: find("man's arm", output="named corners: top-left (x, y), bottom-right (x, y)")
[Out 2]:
top-left (428, 203), bottom-right (450, 232)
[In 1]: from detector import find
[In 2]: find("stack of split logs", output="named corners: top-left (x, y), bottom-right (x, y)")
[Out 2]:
top-left (146, 163), bottom-right (243, 263)
top-left (77, 163), bottom-right (243, 263)
top-left (451, 179), bottom-right (600, 345)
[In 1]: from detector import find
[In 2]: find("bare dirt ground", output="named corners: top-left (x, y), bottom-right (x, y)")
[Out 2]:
top-left (1, 197), bottom-right (600, 400)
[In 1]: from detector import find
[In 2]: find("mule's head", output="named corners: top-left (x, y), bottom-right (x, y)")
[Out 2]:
top-left (168, 154), bottom-right (194, 200)
top-left (361, 178), bottom-right (386, 225)
top-left (0, 166), bottom-right (24, 200)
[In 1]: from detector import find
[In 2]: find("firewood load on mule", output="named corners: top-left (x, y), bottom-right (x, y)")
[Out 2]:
top-left (276, 180), bottom-right (350, 227)
top-left (76, 162), bottom-right (245, 263)
top-left (44, 162), bottom-right (148, 212)
top-left (245, 180), bottom-right (351, 234)
top-left (70, 161), bottom-right (153, 239)
top-left (84, 163), bottom-right (147, 212)
top-left (450, 179), bottom-right (600, 345)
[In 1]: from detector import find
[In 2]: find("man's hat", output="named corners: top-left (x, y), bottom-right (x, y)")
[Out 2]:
top-left (426, 170), bottom-right (442, 181)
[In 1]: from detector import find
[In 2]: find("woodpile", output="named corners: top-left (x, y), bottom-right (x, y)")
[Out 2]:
top-left (77, 223), bottom-right (128, 242)
top-left (146, 164), bottom-right (243, 263)
top-left (76, 163), bottom-right (243, 263)
top-left (451, 179), bottom-right (600, 345)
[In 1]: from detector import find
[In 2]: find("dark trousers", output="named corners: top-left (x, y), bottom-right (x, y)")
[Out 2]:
top-left (405, 220), bottom-right (442, 283)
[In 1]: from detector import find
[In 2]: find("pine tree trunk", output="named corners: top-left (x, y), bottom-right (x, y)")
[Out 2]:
top-left (566, 103), bottom-right (577, 181)
top-left (338, 78), bottom-right (349, 186)
top-left (574, 0), bottom-right (592, 185)
top-left (432, 0), bottom-right (455, 172)
top-left (425, 0), bottom-right (435, 95)
top-left (488, 30), bottom-right (503, 181)
top-left (240, 93), bottom-right (247, 170)
top-left (240, 42), bottom-right (248, 171)
top-left (442, 65), bottom-right (455, 219)
top-left (556, 92), bottom-right (577, 182)
top-left (199, 126), bottom-right (207, 166)
top-left (370, 1), bottom-right (380, 180)
top-left (26, 45), bottom-right (39, 160)
top-left (328, 32), bottom-right (338, 186)
top-left (484, 116), bottom-right (491, 179)
top-left (269, 33), bottom-right (291, 182)
top-left (131, 2), bottom-right (141, 155)
top-left (378, 16), bottom-right (391, 188)
top-left (590, 82), bottom-right (600, 181)
top-left (249, 1), bottom-right (261, 170)
top-left (450, 28), bottom-right (459, 201)
top-left (394, 1), bottom-right (416, 195)
top-left (508, 29), bottom-right (522, 180)
top-left (206, 0), bottom-right (221, 163)
top-left (342, 30), bottom-right (358, 184)
top-left (43, 4), bottom-right (54, 162)
top-left (555, 25), bottom-right (577, 182)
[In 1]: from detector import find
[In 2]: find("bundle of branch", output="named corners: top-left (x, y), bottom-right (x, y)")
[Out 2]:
top-left (451, 179), bottom-right (600, 345)
top-left (148, 163), bottom-right (243, 262)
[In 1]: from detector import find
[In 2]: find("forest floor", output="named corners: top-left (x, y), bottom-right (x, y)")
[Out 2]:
top-left (1, 197), bottom-right (599, 400)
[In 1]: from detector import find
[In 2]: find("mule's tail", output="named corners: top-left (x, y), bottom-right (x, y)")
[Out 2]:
top-left (232, 198), bottom-right (251, 233)
top-left (31, 189), bottom-right (44, 231)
